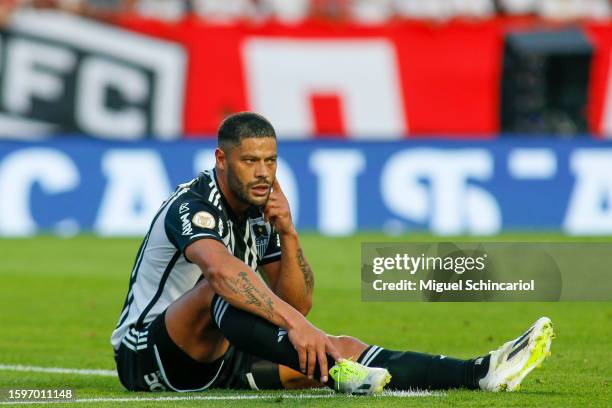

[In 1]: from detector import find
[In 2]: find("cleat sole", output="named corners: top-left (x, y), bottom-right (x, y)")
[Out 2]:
top-left (372, 372), bottom-right (392, 394)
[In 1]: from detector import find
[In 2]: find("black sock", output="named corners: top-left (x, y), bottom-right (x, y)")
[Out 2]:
top-left (472, 354), bottom-right (491, 385)
top-left (358, 345), bottom-right (490, 390)
top-left (210, 295), bottom-right (336, 387)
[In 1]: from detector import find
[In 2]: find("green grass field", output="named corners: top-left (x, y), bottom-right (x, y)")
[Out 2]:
top-left (0, 233), bottom-right (610, 407)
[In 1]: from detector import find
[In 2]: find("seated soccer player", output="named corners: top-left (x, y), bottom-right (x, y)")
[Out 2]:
top-left (111, 112), bottom-right (554, 394)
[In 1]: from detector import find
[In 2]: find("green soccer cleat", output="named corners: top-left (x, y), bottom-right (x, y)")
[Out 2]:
top-left (479, 316), bottom-right (555, 392)
top-left (329, 358), bottom-right (392, 395)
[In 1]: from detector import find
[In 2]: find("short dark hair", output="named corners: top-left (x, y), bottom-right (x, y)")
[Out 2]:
top-left (218, 112), bottom-right (276, 151)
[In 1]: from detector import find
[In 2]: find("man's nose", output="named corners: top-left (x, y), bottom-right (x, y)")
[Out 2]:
top-left (254, 161), bottom-right (268, 178)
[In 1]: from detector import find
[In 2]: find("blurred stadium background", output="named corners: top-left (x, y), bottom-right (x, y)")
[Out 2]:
top-left (0, 2), bottom-right (611, 406)
top-left (1, 0), bottom-right (612, 238)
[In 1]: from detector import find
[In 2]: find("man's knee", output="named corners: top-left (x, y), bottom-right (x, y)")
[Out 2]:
top-left (328, 335), bottom-right (368, 360)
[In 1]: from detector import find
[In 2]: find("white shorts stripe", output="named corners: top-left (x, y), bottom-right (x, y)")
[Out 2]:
top-left (121, 339), bottom-right (137, 352)
top-left (123, 332), bottom-right (147, 345)
top-left (245, 372), bottom-right (259, 390)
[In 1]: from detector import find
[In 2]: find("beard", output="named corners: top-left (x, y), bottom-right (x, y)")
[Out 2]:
top-left (227, 163), bottom-right (271, 207)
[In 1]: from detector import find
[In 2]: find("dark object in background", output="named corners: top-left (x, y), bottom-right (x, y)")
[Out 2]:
top-left (501, 29), bottom-right (593, 136)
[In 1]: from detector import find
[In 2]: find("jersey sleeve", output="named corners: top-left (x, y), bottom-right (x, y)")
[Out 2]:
top-left (164, 194), bottom-right (227, 258)
top-left (260, 226), bottom-right (282, 265)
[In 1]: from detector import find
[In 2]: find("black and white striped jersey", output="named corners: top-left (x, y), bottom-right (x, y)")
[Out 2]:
top-left (111, 169), bottom-right (282, 351)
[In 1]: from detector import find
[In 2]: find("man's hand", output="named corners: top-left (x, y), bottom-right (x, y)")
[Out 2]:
top-left (264, 179), bottom-right (295, 235)
top-left (260, 178), bottom-right (314, 316)
top-left (287, 316), bottom-right (342, 383)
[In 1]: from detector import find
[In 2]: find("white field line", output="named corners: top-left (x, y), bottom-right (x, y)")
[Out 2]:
top-left (0, 365), bottom-right (116, 377)
top-left (0, 363), bottom-right (438, 404)
top-left (0, 391), bottom-right (436, 405)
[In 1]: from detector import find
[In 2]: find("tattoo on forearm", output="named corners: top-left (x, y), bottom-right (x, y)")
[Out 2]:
top-left (225, 271), bottom-right (275, 320)
top-left (297, 248), bottom-right (314, 294)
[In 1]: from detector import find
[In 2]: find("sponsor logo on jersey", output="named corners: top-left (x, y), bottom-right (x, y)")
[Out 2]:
top-left (192, 211), bottom-right (216, 229)
top-left (181, 211), bottom-right (192, 235)
top-left (179, 202), bottom-right (193, 235)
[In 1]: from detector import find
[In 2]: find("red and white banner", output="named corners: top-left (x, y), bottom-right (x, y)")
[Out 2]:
top-left (119, 17), bottom-right (612, 139)
top-left (119, 18), bottom-right (503, 139)
top-left (584, 23), bottom-right (612, 138)
top-left (4, 12), bottom-right (612, 139)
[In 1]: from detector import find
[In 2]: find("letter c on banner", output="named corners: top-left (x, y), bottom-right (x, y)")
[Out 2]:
top-left (0, 148), bottom-right (80, 236)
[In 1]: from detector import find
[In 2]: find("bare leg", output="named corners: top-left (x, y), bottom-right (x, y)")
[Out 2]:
top-left (279, 366), bottom-right (321, 389)
top-left (164, 279), bottom-right (228, 363)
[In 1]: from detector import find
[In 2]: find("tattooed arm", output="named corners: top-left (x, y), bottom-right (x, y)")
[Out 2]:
top-left (186, 238), bottom-right (340, 381)
top-left (260, 232), bottom-right (313, 316)
top-left (186, 239), bottom-right (297, 327)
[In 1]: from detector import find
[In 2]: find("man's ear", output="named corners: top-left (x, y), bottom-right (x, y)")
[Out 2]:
top-left (215, 148), bottom-right (226, 170)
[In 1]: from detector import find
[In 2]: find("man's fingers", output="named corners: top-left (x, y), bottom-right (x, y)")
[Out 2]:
top-left (298, 347), bottom-right (306, 374)
top-left (307, 347), bottom-right (316, 379)
top-left (326, 338), bottom-right (342, 362)
top-left (263, 195), bottom-right (277, 210)
top-left (264, 200), bottom-right (280, 212)
top-left (264, 202), bottom-right (278, 212)
top-left (317, 346), bottom-right (329, 383)
top-left (267, 190), bottom-right (278, 201)
top-left (264, 196), bottom-right (281, 214)
top-left (264, 206), bottom-right (278, 222)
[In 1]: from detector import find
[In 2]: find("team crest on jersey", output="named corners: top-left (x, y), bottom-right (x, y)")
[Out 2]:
top-left (192, 211), bottom-right (216, 230)
top-left (250, 217), bottom-right (269, 258)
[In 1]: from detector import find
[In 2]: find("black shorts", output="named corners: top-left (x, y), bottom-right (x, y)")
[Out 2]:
top-left (114, 311), bottom-right (281, 392)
